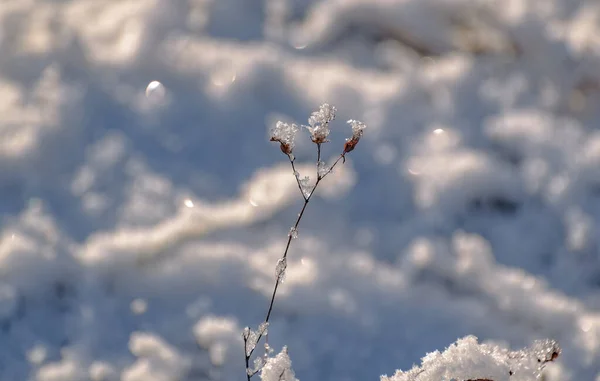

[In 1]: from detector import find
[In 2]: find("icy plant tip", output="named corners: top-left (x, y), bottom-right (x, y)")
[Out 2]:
top-left (270, 121), bottom-right (299, 155)
top-left (344, 119), bottom-right (366, 154)
top-left (304, 103), bottom-right (336, 144)
top-left (244, 103), bottom-right (366, 380)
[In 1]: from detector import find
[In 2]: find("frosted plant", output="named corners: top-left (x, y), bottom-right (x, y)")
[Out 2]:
top-left (248, 105), bottom-right (561, 381)
top-left (298, 176), bottom-right (311, 198)
top-left (243, 104), bottom-right (366, 380)
top-left (248, 356), bottom-right (266, 377)
top-left (343, 119), bottom-right (367, 162)
top-left (304, 103), bottom-right (336, 143)
top-left (344, 119), bottom-right (366, 152)
top-left (247, 105), bottom-right (561, 381)
top-left (317, 160), bottom-right (328, 178)
top-left (243, 323), bottom-right (270, 358)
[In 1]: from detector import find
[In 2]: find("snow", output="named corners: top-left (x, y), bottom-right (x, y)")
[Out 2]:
top-left (1, 0), bottom-right (600, 380)
top-left (382, 336), bottom-right (560, 381)
top-left (260, 347), bottom-right (298, 381)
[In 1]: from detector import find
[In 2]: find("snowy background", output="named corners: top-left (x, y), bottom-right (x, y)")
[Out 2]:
top-left (1, 0), bottom-right (600, 380)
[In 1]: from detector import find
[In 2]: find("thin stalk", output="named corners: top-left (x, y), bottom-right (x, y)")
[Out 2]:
top-left (290, 158), bottom-right (307, 202)
top-left (245, 153), bottom-right (344, 366)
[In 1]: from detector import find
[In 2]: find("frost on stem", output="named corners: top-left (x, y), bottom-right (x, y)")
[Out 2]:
top-left (275, 258), bottom-right (287, 284)
top-left (288, 227), bottom-right (298, 239)
top-left (264, 343), bottom-right (274, 356)
top-left (304, 103), bottom-right (336, 144)
top-left (298, 176), bottom-right (311, 198)
top-left (248, 357), bottom-right (265, 376)
top-left (270, 122), bottom-right (299, 155)
top-left (258, 322), bottom-right (269, 336)
top-left (246, 328), bottom-right (273, 376)
top-left (243, 323), bottom-right (270, 357)
top-left (317, 160), bottom-right (328, 178)
top-left (260, 347), bottom-right (298, 381)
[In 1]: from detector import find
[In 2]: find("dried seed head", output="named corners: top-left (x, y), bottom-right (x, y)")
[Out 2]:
top-left (344, 119), bottom-right (366, 154)
top-left (305, 104), bottom-right (336, 144)
top-left (270, 122), bottom-right (299, 155)
top-left (308, 103), bottom-right (336, 127)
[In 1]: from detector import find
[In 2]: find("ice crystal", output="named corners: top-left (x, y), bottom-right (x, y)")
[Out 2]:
top-left (317, 160), bottom-right (328, 178)
top-left (276, 257), bottom-right (287, 283)
top-left (244, 328), bottom-right (259, 357)
top-left (347, 119), bottom-right (366, 139)
top-left (248, 356), bottom-right (266, 376)
top-left (309, 103), bottom-right (336, 127)
top-left (264, 343), bottom-right (274, 355)
top-left (244, 322), bottom-right (270, 358)
top-left (258, 322), bottom-right (269, 336)
top-left (288, 227), bottom-right (298, 239)
top-left (305, 104), bottom-right (336, 143)
top-left (270, 122), bottom-right (299, 154)
top-left (299, 176), bottom-right (311, 198)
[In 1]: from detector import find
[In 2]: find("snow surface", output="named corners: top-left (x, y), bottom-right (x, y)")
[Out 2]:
top-left (1, 0), bottom-right (600, 380)
top-left (382, 336), bottom-right (559, 381)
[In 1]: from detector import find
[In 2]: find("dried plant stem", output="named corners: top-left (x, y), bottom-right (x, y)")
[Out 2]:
top-left (244, 153), bottom-right (345, 380)
top-left (290, 160), bottom-right (307, 202)
top-left (317, 143), bottom-right (322, 165)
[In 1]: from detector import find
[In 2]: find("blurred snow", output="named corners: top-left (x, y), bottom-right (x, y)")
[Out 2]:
top-left (1, 0), bottom-right (600, 380)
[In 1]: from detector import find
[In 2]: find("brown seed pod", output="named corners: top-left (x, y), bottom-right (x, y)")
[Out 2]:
top-left (270, 137), bottom-right (293, 155)
top-left (343, 137), bottom-right (359, 154)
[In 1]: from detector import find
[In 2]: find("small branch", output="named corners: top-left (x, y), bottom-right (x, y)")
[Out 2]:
top-left (317, 143), bottom-right (321, 162)
top-left (248, 188), bottom-right (311, 360)
top-left (244, 336), bottom-right (251, 381)
top-left (245, 152), bottom-right (344, 364)
top-left (322, 154), bottom-right (344, 177)
top-left (317, 143), bottom-right (322, 170)
top-left (289, 158), bottom-right (307, 202)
